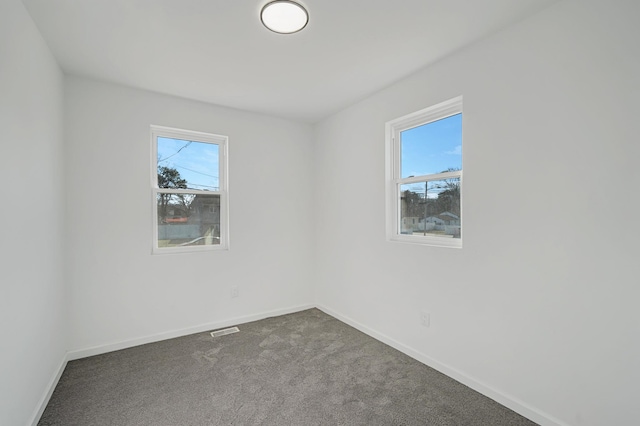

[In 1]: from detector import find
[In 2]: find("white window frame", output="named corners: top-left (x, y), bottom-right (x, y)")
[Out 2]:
top-left (385, 96), bottom-right (463, 249)
top-left (151, 125), bottom-right (229, 254)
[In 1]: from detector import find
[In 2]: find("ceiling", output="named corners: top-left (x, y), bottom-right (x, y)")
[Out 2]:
top-left (23, 0), bottom-right (559, 123)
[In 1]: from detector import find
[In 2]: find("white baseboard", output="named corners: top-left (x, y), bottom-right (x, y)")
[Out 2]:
top-left (29, 352), bottom-right (68, 426)
top-left (316, 304), bottom-right (569, 426)
top-left (67, 303), bottom-right (314, 361)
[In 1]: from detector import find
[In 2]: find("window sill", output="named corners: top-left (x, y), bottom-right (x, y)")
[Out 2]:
top-left (152, 244), bottom-right (229, 255)
top-left (388, 234), bottom-right (462, 249)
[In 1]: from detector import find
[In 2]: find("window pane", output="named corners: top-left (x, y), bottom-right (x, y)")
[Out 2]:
top-left (157, 193), bottom-right (221, 247)
top-left (400, 113), bottom-right (462, 178)
top-left (157, 137), bottom-right (219, 191)
top-left (400, 178), bottom-right (460, 238)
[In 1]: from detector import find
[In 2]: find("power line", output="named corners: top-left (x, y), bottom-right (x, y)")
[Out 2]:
top-left (171, 163), bottom-right (218, 180)
top-left (160, 183), bottom-right (219, 190)
top-left (158, 141), bottom-right (191, 163)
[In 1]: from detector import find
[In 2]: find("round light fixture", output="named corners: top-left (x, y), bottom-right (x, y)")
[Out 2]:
top-left (260, 1), bottom-right (309, 34)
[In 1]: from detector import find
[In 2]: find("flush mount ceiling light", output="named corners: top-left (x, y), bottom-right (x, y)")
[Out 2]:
top-left (260, 1), bottom-right (309, 34)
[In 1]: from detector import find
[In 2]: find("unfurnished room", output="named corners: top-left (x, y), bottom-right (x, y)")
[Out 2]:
top-left (1, 0), bottom-right (638, 425)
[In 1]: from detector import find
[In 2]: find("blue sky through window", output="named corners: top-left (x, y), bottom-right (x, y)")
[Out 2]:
top-left (157, 137), bottom-right (219, 190)
top-left (401, 113), bottom-right (462, 179)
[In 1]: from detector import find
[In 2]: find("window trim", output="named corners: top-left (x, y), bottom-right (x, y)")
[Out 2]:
top-left (385, 96), bottom-right (463, 249)
top-left (151, 125), bottom-right (229, 254)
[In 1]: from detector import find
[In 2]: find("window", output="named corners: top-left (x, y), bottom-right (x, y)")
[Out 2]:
top-left (151, 125), bottom-right (228, 253)
top-left (385, 97), bottom-right (462, 248)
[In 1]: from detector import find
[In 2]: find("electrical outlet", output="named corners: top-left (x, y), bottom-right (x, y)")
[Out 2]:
top-left (420, 310), bottom-right (430, 328)
top-left (231, 286), bottom-right (239, 298)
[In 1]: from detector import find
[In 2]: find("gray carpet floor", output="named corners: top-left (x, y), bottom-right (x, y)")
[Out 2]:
top-left (39, 308), bottom-right (537, 425)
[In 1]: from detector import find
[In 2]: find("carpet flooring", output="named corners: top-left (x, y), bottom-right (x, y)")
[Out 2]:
top-left (39, 308), bottom-right (537, 425)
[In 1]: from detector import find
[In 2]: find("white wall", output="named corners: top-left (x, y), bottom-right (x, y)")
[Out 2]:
top-left (64, 77), bottom-right (315, 354)
top-left (313, 0), bottom-right (640, 425)
top-left (0, 1), bottom-right (67, 425)
top-left (5, 0), bottom-right (638, 424)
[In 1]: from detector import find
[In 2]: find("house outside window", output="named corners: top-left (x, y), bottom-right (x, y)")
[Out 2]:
top-left (385, 96), bottom-right (462, 248)
top-left (151, 125), bottom-right (229, 253)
